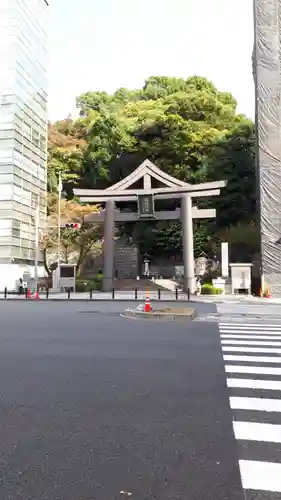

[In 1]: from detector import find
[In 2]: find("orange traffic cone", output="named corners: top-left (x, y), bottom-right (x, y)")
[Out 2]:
top-left (27, 288), bottom-right (32, 299)
top-left (144, 292), bottom-right (151, 312)
top-left (264, 286), bottom-right (272, 299)
top-left (34, 291), bottom-right (40, 300)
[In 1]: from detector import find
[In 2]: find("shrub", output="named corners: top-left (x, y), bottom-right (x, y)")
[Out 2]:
top-left (201, 283), bottom-right (223, 295)
top-left (75, 279), bottom-right (89, 292)
top-left (95, 272), bottom-right (103, 290)
top-left (201, 283), bottom-right (213, 294)
top-left (76, 275), bottom-right (103, 292)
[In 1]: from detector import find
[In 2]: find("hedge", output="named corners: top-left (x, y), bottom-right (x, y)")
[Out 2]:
top-left (76, 273), bottom-right (103, 292)
top-left (201, 283), bottom-right (223, 295)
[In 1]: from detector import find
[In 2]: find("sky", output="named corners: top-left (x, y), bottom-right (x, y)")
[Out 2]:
top-left (48, 0), bottom-right (254, 122)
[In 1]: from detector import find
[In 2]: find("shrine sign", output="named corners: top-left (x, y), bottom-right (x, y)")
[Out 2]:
top-left (138, 193), bottom-right (155, 219)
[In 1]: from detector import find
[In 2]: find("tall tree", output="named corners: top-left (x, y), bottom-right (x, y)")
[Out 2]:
top-left (205, 122), bottom-right (256, 228)
top-left (47, 76), bottom-right (256, 259)
top-left (40, 198), bottom-right (102, 276)
top-left (48, 120), bottom-right (86, 193)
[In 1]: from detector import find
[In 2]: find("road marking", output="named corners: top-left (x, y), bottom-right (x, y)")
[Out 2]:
top-left (239, 460), bottom-right (281, 492)
top-left (222, 346), bottom-right (281, 353)
top-left (222, 339), bottom-right (281, 346)
top-left (220, 329), bottom-right (281, 334)
top-left (221, 334), bottom-right (281, 340)
top-left (230, 396), bottom-right (281, 412)
top-left (225, 365), bottom-right (281, 375)
top-left (223, 355), bottom-right (281, 363)
top-left (220, 322), bottom-right (281, 495)
top-left (233, 421), bottom-right (281, 443)
top-left (220, 323), bottom-right (281, 329)
top-left (227, 378), bottom-right (281, 390)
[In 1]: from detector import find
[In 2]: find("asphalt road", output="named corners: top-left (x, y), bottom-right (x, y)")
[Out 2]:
top-left (0, 302), bottom-right (243, 500)
top-left (216, 302), bottom-right (281, 320)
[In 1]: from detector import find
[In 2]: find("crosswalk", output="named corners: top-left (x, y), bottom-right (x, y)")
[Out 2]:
top-left (219, 322), bottom-right (281, 496)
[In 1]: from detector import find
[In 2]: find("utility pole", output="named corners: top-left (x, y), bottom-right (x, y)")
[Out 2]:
top-left (34, 201), bottom-right (40, 290)
top-left (57, 172), bottom-right (62, 268)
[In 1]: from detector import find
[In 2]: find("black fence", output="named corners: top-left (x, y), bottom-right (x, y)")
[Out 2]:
top-left (1, 287), bottom-right (191, 301)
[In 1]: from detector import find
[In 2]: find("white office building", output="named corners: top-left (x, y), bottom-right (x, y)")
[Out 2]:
top-left (0, 0), bottom-right (49, 289)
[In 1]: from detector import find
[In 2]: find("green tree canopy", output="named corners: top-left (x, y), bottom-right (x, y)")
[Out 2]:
top-left (47, 75), bottom-right (256, 259)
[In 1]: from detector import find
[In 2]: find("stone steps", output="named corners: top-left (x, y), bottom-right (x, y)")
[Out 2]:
top-left (112, 279), bottom-right (161, 290)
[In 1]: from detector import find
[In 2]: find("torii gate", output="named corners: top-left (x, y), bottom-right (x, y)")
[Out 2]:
top-left (74, 159), bottom-right (226, 293)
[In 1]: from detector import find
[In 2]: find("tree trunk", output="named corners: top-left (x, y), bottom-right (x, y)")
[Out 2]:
top-left (76, 247), bottom-right (90, 275)
top-left (43, 248), bottom-right (51, 277)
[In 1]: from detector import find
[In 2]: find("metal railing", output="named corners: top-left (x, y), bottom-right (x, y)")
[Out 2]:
top-left (1, 287), bottom-right (191, 301)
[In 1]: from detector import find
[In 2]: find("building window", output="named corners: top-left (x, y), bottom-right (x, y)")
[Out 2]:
top-left (22, 121), bottom-right (32, 140)
top-left (12, 227), bottom-right (20, 237)
top-left (0, 220), bottom-right (11, 230)
top-left (0, 95), bottom-right (13, 105)
top-left (0, 247), bottom-right (12, 258)
top-left (0, 184), bottom-right (12, 200)
top-left (0, 173), bottom-right (13, 183)
top-left (31, 193), bottom-right (38, 209)
top-left (12, 219), bottom-right (20, 238)
top-left (0, 129), bottom-right (13, 139)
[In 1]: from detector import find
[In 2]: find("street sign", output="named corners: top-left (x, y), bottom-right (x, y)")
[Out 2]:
top-left (137, 194), bottom-right (155, 219)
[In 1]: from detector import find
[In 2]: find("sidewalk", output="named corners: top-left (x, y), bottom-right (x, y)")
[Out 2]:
top-left (195, 294), bottom-right (281, 304)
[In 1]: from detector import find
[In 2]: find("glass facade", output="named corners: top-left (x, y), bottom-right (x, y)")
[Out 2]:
top-left (0, 0), bottom-right (48, 277)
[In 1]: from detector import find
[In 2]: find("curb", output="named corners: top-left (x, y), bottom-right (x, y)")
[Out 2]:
top-left (0, 298), bottom-right (193, 303)
top-left (123, 308), bottom-right (197, 321)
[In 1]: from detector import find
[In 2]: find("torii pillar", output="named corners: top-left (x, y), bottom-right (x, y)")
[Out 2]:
top-left (103, 200), bottom-right (115, 292)
top-left (181, 195), bottom-right (195, 293)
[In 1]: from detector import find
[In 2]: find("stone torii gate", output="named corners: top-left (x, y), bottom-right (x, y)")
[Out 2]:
top-left (74, 159), bottom-right (226, 293)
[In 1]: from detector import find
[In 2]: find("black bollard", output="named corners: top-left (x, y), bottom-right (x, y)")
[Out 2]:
top-left (135, 288), bottom-right (138, 300)
top-left (67, 288), bottom-right (71, 300)
top-left (89, 289), bottom-right (93, 299)
top-left (46, 288), bottom-right (49, 299)
top-left (158, 288), bottom-right (161, 300)
top-left (175, 287), bottom-right (178, 300)
top-left (4, 287), bottom-right (7, 299)
top-left (187, 288), bottom-right (190, 301)
top-left (112, 288), bottom-right (115, 299)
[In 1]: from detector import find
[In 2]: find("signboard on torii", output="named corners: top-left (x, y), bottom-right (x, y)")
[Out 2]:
top-left (74, 159), bottom-right (226, 293)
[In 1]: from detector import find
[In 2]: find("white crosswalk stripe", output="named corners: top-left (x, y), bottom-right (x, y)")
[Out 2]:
top-left (219, 322), bottom-right (281, 496)
top-left (223, 346), bottom-right (281, 353)
top-left (222, 339), bottom-right (281, 346)
top-left (221, 334), bottom-right (281, 340)
top-left (233, 421), bottom-right (281, 443)
top-left (224, 354), bottom-right (281, 363)
top-left (227, 378), bottom-right (281, 390)
top-left (225, 365), bottom-right (281, 375)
